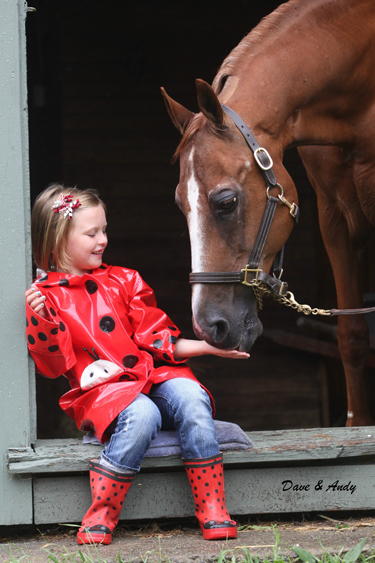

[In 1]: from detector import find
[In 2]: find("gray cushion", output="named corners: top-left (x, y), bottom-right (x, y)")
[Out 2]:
top-left (144, 420), bottom-right (252, 458)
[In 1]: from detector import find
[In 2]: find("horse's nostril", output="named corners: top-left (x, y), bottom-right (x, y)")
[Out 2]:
top-left (212, 319), bottom-right (229, 345)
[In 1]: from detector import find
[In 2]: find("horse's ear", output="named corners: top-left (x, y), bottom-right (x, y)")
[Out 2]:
top-left (161, 87), bottom-right (195, 135)
top-left (196, 79), bottom-right (224, 128)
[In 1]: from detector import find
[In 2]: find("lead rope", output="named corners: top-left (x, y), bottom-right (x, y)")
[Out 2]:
top-left (250, 278), bottom-right (331, 315)
top-left (247, 278), bottom-right (375, 317)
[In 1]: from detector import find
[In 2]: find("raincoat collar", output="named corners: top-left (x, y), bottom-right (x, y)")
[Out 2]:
top-left (35, 264), bottom-right (110, 288)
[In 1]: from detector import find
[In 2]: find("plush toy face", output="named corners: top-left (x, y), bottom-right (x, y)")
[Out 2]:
top-left (80, 360), bottom-right (123, 390)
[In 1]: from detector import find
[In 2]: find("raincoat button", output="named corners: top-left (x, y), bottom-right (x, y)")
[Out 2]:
top-left (99, 316), bottom-right (115, 333)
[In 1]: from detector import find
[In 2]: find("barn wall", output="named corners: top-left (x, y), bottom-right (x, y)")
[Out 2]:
top-left (27, 0), bottom-right (350, 437)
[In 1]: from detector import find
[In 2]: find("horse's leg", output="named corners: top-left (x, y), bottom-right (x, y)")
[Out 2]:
top-left (298, 146), bottom-right (372, 426)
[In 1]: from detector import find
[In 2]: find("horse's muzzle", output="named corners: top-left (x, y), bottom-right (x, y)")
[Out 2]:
top-left (192, 308), bottom-right (263, 352)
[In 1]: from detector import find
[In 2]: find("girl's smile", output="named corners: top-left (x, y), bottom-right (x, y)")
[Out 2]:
top-left (63, 205), bottom-right (108, 276)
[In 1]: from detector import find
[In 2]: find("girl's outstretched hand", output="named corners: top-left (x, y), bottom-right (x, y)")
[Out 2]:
top-left (25, 285), bottom-right (47, 319)
top-left (174, 338), bottom-right (250, 360)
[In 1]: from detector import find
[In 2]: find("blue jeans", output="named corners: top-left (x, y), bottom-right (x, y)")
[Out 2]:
top-left (101, 378), bottom-right (220, 472)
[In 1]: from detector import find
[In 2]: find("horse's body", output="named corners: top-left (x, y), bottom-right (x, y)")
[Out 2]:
top-left (162, 0), bottom-right (375, 426)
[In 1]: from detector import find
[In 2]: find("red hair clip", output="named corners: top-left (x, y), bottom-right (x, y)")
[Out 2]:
top-left (52, 193), bottom-right (81, 219)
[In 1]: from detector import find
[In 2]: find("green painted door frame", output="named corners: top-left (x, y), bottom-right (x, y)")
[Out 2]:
top-left (0, 0), bottom-right (34, 525)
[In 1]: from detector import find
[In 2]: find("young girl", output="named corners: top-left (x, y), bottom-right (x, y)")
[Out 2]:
top-left (25, 184), bottom-right (249, 545)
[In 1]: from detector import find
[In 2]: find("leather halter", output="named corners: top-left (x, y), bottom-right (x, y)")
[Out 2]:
top-left (189, 104), bottom-right (375, 318)
top-left (189, 104), bottom-right (299, 298)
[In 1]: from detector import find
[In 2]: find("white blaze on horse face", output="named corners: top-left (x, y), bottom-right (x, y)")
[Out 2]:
top-left (186, 147), bottom-right (206, 312)
top-left (187, 148), bottom-right (206, 272)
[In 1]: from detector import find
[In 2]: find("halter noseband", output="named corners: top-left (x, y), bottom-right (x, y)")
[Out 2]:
top-left (189, 103), bottom-right (299, 299)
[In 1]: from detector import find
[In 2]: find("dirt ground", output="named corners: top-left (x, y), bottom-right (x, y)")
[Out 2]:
top-left (1, 513), bottom-right (375, 563)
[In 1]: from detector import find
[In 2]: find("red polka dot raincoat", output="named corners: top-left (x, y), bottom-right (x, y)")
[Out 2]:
top-left (26, 264), bottom-right (214, 442)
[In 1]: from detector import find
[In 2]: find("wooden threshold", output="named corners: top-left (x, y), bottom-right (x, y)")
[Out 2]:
top-left (7, 427), bottom-right (375, 524)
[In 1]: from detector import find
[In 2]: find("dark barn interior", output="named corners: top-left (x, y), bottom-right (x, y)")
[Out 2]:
top-left (26, 0), bottom-right (375, 439)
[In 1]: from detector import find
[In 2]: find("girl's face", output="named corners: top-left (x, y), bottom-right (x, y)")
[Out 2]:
top-left (63, 205), bottom-right (108, 276)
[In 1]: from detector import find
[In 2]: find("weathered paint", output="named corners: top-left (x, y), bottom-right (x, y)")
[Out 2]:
top-left (33, 463), bottom-right (375, 524)
top-left (8, 427), bottom-right (375, 474)
top-left (7, 427), bottom-right (375, 522)
top-left (0, 0), bottom-right (34, 524)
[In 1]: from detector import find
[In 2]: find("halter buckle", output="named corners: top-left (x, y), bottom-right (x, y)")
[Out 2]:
top-left (254, 147), bottom-right (273, 171)
top-left (241, 265), bottom-right (263, 286)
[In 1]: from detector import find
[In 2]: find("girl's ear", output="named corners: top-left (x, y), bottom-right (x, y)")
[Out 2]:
top-left (161, 87), bottom-right (195, 134)
top-left (195, 79), bottom-right (224, 128)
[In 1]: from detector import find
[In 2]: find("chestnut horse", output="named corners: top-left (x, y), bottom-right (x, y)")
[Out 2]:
top-left (162, 0), bottom-right (375, 426)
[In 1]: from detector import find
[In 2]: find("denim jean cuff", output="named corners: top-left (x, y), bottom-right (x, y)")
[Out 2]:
top-left (100, 452), bottom-right (138, 474)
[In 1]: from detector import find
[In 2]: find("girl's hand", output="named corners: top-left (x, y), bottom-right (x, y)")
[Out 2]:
top-left (200, 342), bottom-right (250, 359)
top-left (174, 338), bottom-right (250, 360)
top-left (25, 285), bottom-right (47, 319)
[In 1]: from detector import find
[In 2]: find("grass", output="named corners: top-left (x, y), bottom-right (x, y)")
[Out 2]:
top-left (0, 525), bottom-right (374, 563)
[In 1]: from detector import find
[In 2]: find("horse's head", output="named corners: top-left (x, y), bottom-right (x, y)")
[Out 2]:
top-left (162, 80), bottom-right (298, 352)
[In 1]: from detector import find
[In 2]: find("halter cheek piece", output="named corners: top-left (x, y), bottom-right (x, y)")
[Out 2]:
top-left (189, 103), bottom-right (299, 298)
top-left (189, 104), bottom-right (375, 318)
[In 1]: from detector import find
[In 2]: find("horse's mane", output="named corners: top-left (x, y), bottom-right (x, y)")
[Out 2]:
top-left (173, 0), bottom-right (303, 160)
top-left (213, 0), bottom-right (301, 94)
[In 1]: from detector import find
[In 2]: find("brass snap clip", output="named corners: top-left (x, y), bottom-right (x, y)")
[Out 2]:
top-left (267, 184), bottom-right (298, 218)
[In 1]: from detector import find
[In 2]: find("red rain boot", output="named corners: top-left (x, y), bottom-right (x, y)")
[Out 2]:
top-left (184, 454), bottom-right (237, 540)
top-left (77, 460), bottom-right (134, 545)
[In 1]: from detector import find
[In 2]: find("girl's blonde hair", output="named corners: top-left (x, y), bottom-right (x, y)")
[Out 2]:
top-left (32, 183), bottom-right (106, 272)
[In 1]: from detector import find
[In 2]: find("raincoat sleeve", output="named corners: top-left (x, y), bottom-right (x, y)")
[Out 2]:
top-left (25, 297), bottom-right (76, 378)
top-left (126, 271), bottom-right (185, 364)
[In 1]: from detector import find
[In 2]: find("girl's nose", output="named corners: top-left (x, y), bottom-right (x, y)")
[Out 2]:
top-left (99, 233), bottom-right (108, 246)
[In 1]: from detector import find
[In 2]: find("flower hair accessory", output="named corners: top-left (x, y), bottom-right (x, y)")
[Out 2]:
top-left (52, 193), bottom-right (81, 219)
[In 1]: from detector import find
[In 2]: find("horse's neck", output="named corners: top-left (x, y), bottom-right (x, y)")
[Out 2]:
top-left (220, 0), bottom-right (375, 148)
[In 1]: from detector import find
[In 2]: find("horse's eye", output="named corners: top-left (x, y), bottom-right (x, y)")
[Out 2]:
top-left (220, 197), bottom-right (237, 210)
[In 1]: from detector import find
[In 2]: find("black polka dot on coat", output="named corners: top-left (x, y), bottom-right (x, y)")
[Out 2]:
top-left (169, 335), bottom-right (177, 344)
top-left (28, 334), bottom-right (35, 345)
top-left (59, 322), bottom-right (66, 332)
top-left (59, 279), bottom-right (69, 286)
top-left (48, 345), bottom-right (59, 352)
top-left (122, 355), bottom-right (139, 368)
top-left (31, 316), bottom-right (38, 326)
top-left (119, 374), bottom-right (132, 381)
top-left (99, 316), bottom-right (115, 333)
top-left (26, 318), bottom-right (29, 328)
top-left (152, 339), bottom-right (163, 349)
top-left (50, 307), bottom-right (56, 317)
top-left (50, 328), bottom-right (58, 335)
top-left (168, 326), bottom-right (177, 331)
top-left (39, 274), bottom-right (48, 282)
top-left (85, 280), bottom-right (98, 294)
top-left (38, 332), bottom-right (47, 341)
top-left (99, 265), bottom-right (106, 270)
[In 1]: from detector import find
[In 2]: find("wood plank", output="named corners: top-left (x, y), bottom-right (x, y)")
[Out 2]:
top-left (33, 462), bottom-right (375, 524)
top-left (8, 426), bottom-right (375, 474)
